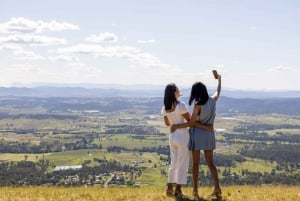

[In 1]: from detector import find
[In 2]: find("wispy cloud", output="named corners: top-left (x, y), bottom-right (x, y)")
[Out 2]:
top-left (0, 35), bottom-right (66, 46)
top-left (267, 66), bottom-right (296, 72)
top-left (49, 55), bottom-right (80, 62)
top-left (0, 44), bottom-right (43, 60)
top-left (13, 49), bottom-right (44, 60)
top-left (1, 63), bottom-right (44, 73)
top-left (137, 39), bottom-right (156, 43)
top-left (0, 17), bottom-right (79, 34)
top-left (57, 44), bottom-right (174, 70)
top-left (0, 44), bottom-right (23, 51)
top-left (85, 32), bottom-right (118, 43)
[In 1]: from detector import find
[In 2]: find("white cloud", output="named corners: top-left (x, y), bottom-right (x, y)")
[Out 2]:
top-left (0, 44), bottom-right (23, 51)
top-left (137, 39), bottom-right (156, 43)
top-left (267, 66), bottom-right (296, 72)
top-left (0, 44), bottom-right (43, 60)
top-left (250, 26), bottom-right (257, 30)
top-left (0, 61), bottom-right (103, 86)
top-left (0, 63), bottom-right (44, 74)
top-left (0, 35), bottom-right (66, 46)
top-left (0, 17), bottom-right (79, 34)
top-left (57, 44), bottom-right (175, 70)
top-left (85, 32), bottom-right (118, 43)
top-left (13, 49), bottom-right (44, 60)
top-left (49, 55), bottom-right (80, 62)
top-left (65, 63), bottom-right (102, 74)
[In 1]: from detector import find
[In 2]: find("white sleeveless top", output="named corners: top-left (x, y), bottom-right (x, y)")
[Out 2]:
top-left (161, 101), bottom-right (189, 125)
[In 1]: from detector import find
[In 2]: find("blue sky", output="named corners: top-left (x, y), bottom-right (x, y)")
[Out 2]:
top-left (0, 0), bottom-right (299, 90)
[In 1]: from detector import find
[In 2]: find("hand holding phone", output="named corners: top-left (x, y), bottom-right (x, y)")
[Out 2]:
top-left (212, 70), bottom-right (218, 79)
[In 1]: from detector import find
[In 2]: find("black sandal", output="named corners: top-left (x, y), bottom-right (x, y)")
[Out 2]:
top-left (174, 191), bottom-right (184, 198)
top-left (166, 189), bottom-right (174, 197)
top-left (211, 188), bottom-right (222, 197)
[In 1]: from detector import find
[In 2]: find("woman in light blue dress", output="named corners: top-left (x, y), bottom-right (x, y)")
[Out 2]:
top-left (188, 73), bottom-right (222, 199)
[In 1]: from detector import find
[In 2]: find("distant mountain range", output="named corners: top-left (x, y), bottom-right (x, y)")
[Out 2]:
top-left (0, 85), bottom-right (300, 98)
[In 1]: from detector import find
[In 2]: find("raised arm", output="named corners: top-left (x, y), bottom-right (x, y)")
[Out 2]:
top-left (212, 74), bottom-right (221, 101)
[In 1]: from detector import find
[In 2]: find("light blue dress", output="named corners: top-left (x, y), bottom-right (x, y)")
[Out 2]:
top-left (189, 97), bottom-right (216, 150)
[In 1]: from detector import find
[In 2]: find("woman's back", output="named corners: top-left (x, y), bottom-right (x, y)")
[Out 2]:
top-left (198, 97), bottom-right (216, 125)
top-left (162, 102), bottom-right (188, 125)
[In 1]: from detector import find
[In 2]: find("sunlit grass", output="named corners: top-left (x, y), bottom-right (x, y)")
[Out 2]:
top-left (0, 185), bottom-right (299, 201)
top-left (136, 167), bottom-right (167, 186)
top-left (0, 153), bottom-right (49, 162)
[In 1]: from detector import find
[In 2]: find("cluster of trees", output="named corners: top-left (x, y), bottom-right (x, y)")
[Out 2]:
top-left (189, 168), bottom-right (300, 186)
top-left (240, 143), bottom-right (300, 168)
top-left (133, 145), bottom-right (170, 155)
top-left (0, 137), bottom-right (103, 153)
top-left (233, 123), bottom-right (300, 132)
top-left (0, 159), bottom-right (142, 186)
top-left (106, 145), bottom-right (170, 155)
top-left (0, 140), bottom-right (63, 153)
top-left (104, 125), bottom-right (161, 135)
top-left (107, 146), bottom-right (248, 168)
top-left (0, 97), bottom-right (147, 113)
top-left (220, 122), bottom-right (300, 144)
top-left (222, 132), bottom-right (300, 143)
top-left (0, 161), bottom-right (46, 186)
top-left (2, 155), bottom-right (299, 187)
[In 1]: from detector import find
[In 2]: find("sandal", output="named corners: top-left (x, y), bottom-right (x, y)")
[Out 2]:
top-left (174, 191), bottom-right (182, 197)
top-left (193, 191), bottom-right (200, 200)
top-left (166, 189), bottom-right (174, 197)
top-left (211, 188), bottom-right (222, 197)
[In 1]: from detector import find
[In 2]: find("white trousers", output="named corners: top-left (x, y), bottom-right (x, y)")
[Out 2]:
top-left (168, 129), bottom-right (190, 185)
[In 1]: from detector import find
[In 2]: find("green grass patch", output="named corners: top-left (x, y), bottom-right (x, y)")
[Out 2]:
top-left (230, 158), bottom-right (277, 173)
top-left (97, 134), bottom-right (168, 149)
top-left (136, 167), bottom-right (167, 186)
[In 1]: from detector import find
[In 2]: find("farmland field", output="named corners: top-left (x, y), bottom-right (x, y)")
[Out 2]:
top-left (0, 96), bottom-right (299, 187)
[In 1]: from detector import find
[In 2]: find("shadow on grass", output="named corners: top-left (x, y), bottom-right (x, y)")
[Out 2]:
top-left (174, 195), bottom-right (225, 201)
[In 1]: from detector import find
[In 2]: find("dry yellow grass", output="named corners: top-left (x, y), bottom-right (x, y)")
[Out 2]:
top-left (0, 185), bottom-right (299, 201)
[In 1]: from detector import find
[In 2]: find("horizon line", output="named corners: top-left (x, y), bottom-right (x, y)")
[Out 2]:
top-left (0, 83), bottom-right (300, 92)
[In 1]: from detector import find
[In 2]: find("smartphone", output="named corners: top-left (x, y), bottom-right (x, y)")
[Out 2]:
top-left (212, 70), bottom-right (218, 79)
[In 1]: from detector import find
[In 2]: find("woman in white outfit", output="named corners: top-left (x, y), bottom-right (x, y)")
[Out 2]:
top-left (162, 83), bottom-right (190, 197)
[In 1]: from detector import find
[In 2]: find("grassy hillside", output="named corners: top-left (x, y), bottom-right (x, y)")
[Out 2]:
top-left (0, 185), bottom-right (299, 201)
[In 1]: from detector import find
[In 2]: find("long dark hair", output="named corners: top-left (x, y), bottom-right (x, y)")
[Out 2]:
top-left (164, 83), bottom-right (178, 110)
top-left (189, 82), bottom-right (209, 105)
